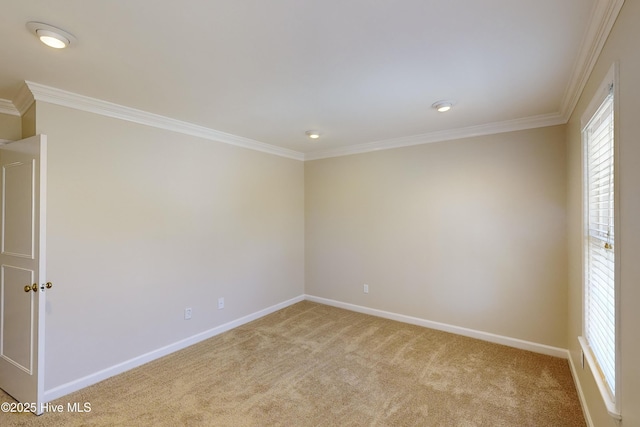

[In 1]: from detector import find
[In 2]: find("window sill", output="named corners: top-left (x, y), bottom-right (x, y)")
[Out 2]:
top-left (578, 336), bottom-right (621, 420)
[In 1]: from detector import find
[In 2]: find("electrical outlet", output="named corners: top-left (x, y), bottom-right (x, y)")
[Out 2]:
top-left (363, 284), bottom-right (369, 294)
top-left (184, 307), bottom-right (192, 320)
top-left (218, 297), bottom-right (225, 309)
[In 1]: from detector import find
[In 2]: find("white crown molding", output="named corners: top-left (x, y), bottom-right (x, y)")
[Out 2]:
top-left (9, 80), bottom-right (576, 162)
top-left (0, 98), bottom-right (19, 116)
top-left (13, 82), bottom-right (35, 115)
top-left (22, 80), bottom-right (568, 162)
top-left (23, 81), bottom-right (305, 161)
top-left (560, 0), bottom-right (625, 121)
top-left (304, 112), bottom-right (565, 161)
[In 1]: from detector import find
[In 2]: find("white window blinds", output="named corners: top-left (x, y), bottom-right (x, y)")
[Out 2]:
top-left (584, 87), bottom-right (616, 398)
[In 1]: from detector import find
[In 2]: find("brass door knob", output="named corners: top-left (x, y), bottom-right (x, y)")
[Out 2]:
top-left (24, 284), bottom-right (37, 293)
top-left (45, 282), bottom-right (52, 289)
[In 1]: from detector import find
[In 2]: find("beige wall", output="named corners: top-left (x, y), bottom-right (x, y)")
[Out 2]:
top-left (35, 102), bottom-right (305, 390)
top-left (21, 103), bottom-right (35, 138)
top-left (0, 112), bottom-right (21, 140)
top-left (305, 126), bottom-right (568, 347)
top-left (567, 1), bottom-right (640, 425)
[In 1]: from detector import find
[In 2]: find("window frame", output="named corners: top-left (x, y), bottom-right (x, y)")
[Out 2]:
top-left (579, 62), bottom-right (621, 420)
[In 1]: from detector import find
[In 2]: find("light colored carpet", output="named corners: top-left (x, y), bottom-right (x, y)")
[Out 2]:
top-left (1, 301), bottom-right (585, 426)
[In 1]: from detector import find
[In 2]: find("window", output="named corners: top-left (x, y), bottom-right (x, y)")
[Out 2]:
top-left (579, 64), bottom-right (620, 420)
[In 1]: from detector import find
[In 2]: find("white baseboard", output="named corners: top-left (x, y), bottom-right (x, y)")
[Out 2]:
top-left (43, 294), bottom-right (305, 402)
top-left (304, 295), bottom-right (568, 359)
top-left (43, 294), bottom-right (575, 406)
top-left (567, 350), bottom-right (594, 427)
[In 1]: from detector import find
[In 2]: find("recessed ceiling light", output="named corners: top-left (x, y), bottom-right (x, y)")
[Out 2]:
top-left (305, 130), bottom-right (321, 140)
top-left (26, 22), bottom-right (77, 49)
top-left (432, 101), bottom-right (453, 113)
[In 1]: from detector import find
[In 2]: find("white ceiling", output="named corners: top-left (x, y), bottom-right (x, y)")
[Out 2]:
top-left (0, 1), bottom-right (602, 158)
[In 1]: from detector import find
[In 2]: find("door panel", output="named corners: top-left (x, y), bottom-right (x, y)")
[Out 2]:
top-left (0, 135), bottom-right (46, 414)
top-left (1, 265), bottom-right (34, 372)
top-left (2, 160), bottom-right (35, 258)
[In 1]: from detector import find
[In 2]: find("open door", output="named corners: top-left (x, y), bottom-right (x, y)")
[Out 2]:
top-left (0, 135), bottom-right (47, 415)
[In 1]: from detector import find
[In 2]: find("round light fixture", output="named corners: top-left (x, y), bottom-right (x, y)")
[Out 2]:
top-left (432, 101), bottom-right (453, 113)
top-left (37, 30), bottom-right (69, 48)
top-left (26, 22), bottom-right (77, 49)
top-left (305, 130), bottom-right (321, 140)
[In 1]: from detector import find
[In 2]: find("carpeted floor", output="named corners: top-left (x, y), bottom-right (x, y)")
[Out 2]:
top-left (1, 301), bottom-right (585, 426)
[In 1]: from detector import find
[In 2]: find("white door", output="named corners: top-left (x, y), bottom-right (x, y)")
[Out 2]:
top-left (0, 135), bottom-right (47, 415)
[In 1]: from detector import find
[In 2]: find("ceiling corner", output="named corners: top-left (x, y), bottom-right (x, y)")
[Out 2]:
top-left (560, 0), bottom-right (625, 122)
top-left (12, 81), bottom-right (35, 116)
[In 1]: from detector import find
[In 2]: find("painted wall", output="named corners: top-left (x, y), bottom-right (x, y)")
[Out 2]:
top-left (305, 126), bottom-right (568, 348)
top-left (0, 112), bottom-right (21, 140)
top-left (34, 102), bottom-right (305, 390)
top-left (566, 1), bottom-right (640, 425)
top-left (21, 104), bottom-right (35, 139)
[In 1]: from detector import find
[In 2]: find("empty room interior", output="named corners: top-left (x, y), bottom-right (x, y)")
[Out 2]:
top-left (0, 1), bottom-right (639, 426)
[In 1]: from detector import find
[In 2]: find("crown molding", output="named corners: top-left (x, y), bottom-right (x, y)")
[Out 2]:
top-left (304, 112), bottom-right (565, 161)
top-left (23, 81), bottom-right (305, 161)
top-left (560, 0), bottom-right (625, 121)
top-left (20, 81), bottom-right (567, 163)
top-left (13, 82), bottom-right (36, 116)
top-left (0, 98), bottom-right (19, 116)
